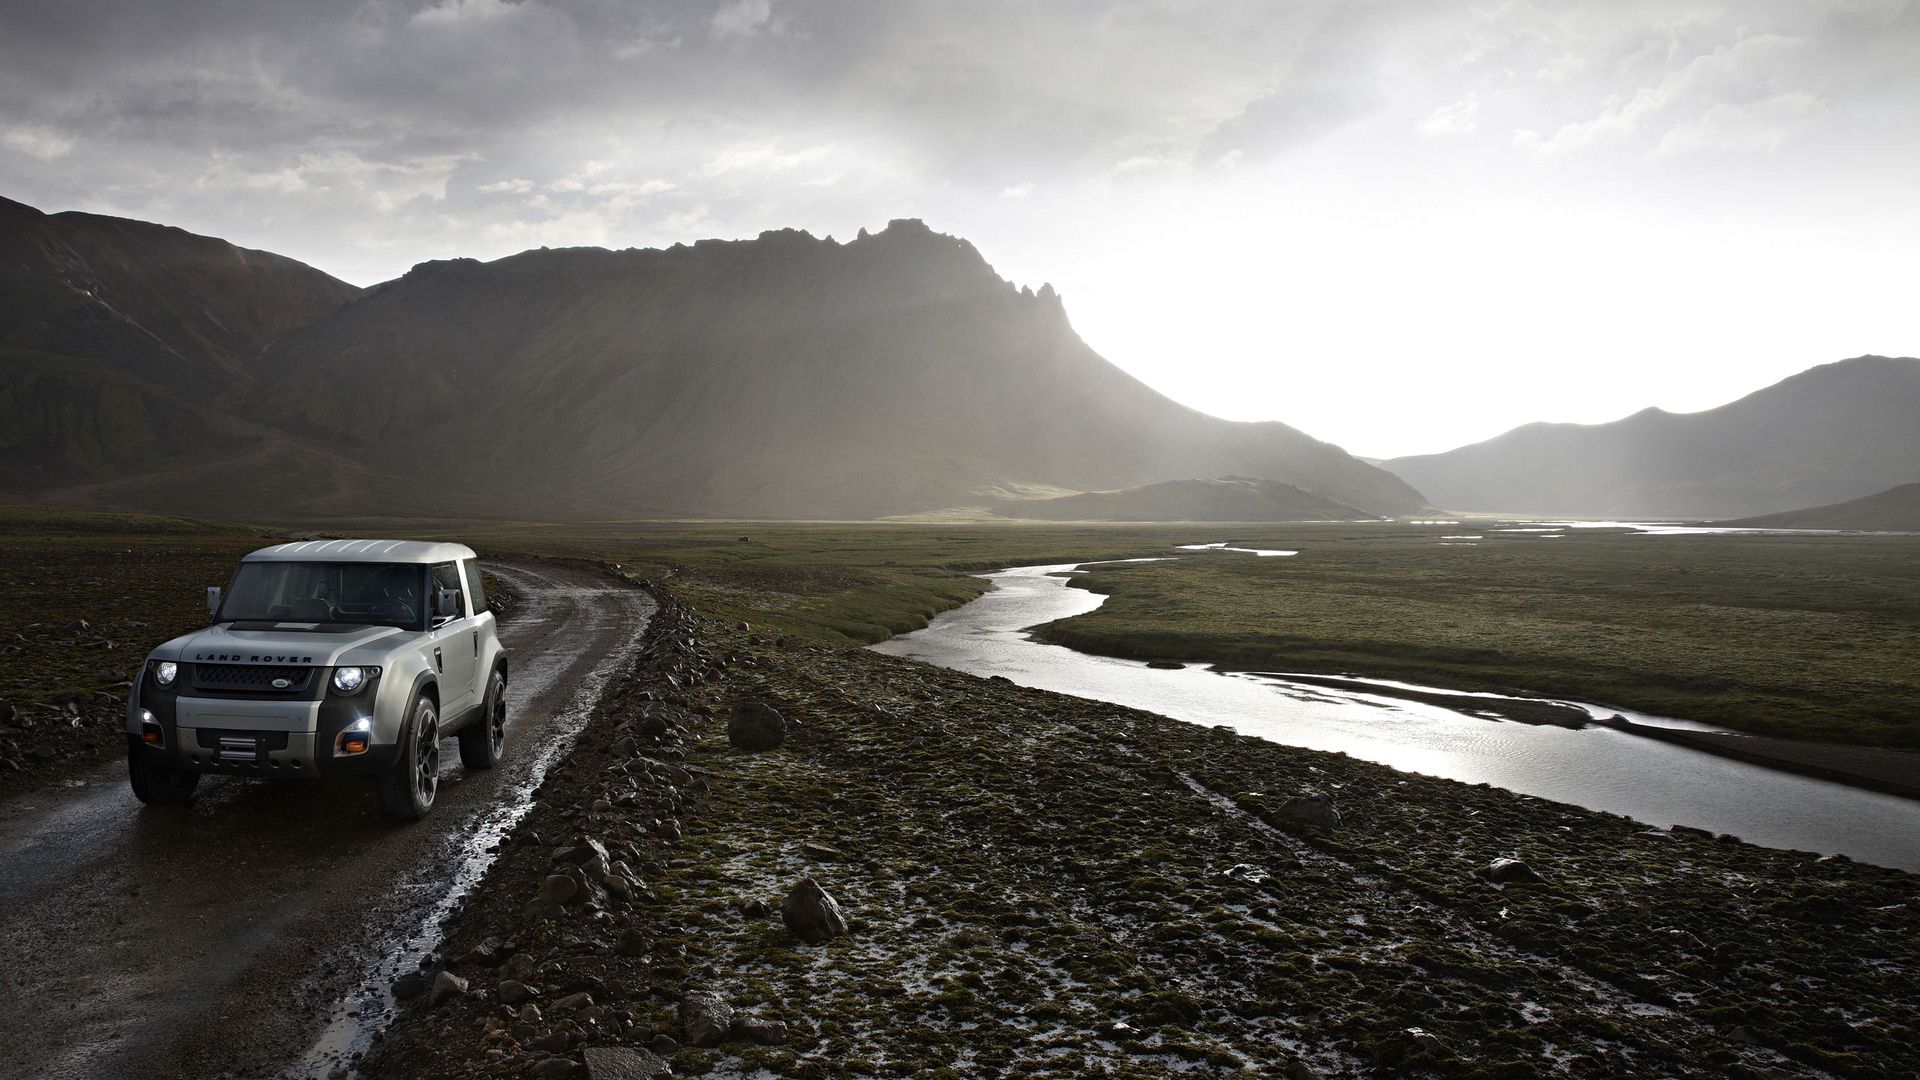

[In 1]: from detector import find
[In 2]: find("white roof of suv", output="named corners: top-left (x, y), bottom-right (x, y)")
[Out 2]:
top-left (243, 539), bottom-right (478, 564)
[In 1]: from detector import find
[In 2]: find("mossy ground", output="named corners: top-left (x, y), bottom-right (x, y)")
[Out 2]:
top-left (646, 624), bottom-right (1916, 1079)
top-left (374, 591), bottom-right (1917, 1079)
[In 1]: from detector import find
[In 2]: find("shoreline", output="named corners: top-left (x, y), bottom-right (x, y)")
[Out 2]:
top-left (1023, 566), bottom-right (1917, 803)
top-left (362, 577), bottom-right (1918, 1079)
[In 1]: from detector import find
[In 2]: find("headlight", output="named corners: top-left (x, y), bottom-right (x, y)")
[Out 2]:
top-left (331, 666), bottom-right (373, 694)
top-left (154, 661), bottom-right (178, 687)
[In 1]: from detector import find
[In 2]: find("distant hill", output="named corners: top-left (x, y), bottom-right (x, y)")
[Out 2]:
top-left (0, 195), bottom-right (362, 488)
top-left (237, 220), bottom-right (1425, 519)
top-left (2, 202), bottom-right (1425, 521)
top-left (1721, 482), bottom-right (1920, 531)
top-left (1383, 356), bottom-right (1920, 518)
top-left (992, 476), bottom-right (1377, 521)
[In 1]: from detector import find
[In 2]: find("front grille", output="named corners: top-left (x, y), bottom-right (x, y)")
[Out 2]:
top-left (188, 664), bottom-right (316, 695)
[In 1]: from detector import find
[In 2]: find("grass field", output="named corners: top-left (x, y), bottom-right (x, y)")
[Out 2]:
top-left (1041, 526), bottom-right (1920, 749)
top-left (7, 509), bottom-right (1916, 751)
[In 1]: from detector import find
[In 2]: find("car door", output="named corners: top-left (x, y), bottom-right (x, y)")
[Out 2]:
top-left (429, 562), bottom-right (478, 720)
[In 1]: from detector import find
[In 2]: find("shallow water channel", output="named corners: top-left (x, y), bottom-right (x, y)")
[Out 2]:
top-left (872, 560), bottom-right (1920, 872)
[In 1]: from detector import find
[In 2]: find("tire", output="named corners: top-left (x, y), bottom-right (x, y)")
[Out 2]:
top-left (128, 750), bottom-right (199, 805)
top-left (376, 694), bottom-right (441, 820)
top-left (458, 668), bottom-right (507, 770)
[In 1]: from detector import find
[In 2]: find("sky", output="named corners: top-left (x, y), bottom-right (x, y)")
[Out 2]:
top-left (2, 0), bottom-right (1917, 458)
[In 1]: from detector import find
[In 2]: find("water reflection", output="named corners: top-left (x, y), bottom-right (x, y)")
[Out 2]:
top-left (873, 561), bottom-right (1920, 871)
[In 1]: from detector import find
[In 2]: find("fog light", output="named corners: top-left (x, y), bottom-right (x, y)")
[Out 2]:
top-left (335, 717), bottom-right (373, 756)
top-left (139, 708), bottom-right (163, 747)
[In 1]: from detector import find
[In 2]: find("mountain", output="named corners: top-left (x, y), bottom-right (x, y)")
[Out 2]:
top-left (237, 220), bottom-right (1425, 519)
top-left (992, 476), bottom-right (1376, 521)
top-left (3, 203), bottom-right (1424, 520)
top-left (1382, 356), bottom-right (1920, 518)
top-left (1721, 482), bottom-right (1920, 531)
top-left (0, 195), bottom-right (363, 488)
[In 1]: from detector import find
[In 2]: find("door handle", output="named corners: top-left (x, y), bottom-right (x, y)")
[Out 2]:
top-left (472, 629), bottom-right (479, 657)
top-left (433, 647), bottom-right (443, 673)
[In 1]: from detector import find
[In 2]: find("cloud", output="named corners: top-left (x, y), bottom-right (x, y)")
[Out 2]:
top-left (690, 140), bottom-right (830, 178)
top-left (1418, 97), bottom-right (1478, 138)
top-left (1516, 31), bottom-right (1808, 157)
top-left (711, 0), bottom-right (775, 39)
top-left (2, 124), bottom-right (74, 160)
top-left (1654, 90), bottom-right (1821, 156)
top-left (478, 177), bottom-right (536, 194)
top-left (999, 182), bottom-right (1034, 199)
top-left (412, 0), bottom-right (524, 27)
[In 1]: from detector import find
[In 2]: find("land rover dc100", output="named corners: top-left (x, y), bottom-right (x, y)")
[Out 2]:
top-left (125, 540), bottom-right (509, 819)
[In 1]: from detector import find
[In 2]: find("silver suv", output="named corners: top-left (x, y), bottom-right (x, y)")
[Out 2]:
top-left (125, 540), bottom-right (509, 819)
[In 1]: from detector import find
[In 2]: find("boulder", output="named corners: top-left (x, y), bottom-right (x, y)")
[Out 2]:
top-left (782, 876), bottom-right (848, 944)
top-left (680, 990), bottom-right (735, 1047)
top-left (1275, 792), bottom-right (1341, 829)
top-left (498, 980), bottom-right (533, 1005)
top-left (429, 970), bottom-right (468, 1006)
top-left (1484, 857), bottom-right (1544, 884)
top-left (553, 991), bottom-right (594, 1011)
top-left (583, 1046), bottom-right (673, 1080)
top-left (540, 874), bottom-right (580, 905)
top-left (727, 699), bottom-right (786, 751)
top-left (732, 1016), bottom-right (789, 1045)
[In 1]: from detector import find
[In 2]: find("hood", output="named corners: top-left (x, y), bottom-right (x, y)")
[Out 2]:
top-left (155, 623), bottom-right (406, 667)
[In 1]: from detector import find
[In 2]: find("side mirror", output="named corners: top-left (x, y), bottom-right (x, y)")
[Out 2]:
top-left (206, 586), bottom-right (222, 617)
top-left (433, 588), bottom-right (461, 619)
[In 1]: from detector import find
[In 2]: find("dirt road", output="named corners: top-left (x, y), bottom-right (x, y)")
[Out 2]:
top-left (0, 561), bottom-right (653, 1079)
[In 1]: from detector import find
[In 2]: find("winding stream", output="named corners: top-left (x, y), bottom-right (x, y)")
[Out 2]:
top-left (872, 560), bottom-right (1920, 872)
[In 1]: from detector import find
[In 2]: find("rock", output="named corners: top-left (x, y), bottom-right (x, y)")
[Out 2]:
top-left (67, 619), bottom-right (91, 633)
top-left (0, 700), bottom-right (12, 725)
top-left (1405, 1026), bottom-right (1447, 1054)
top-left (648, 1034), bottom-right (681, 1055)
top-left (681, 990), bottom-right (735, 1047)
top-left (782, 876), bottom-right (848, 944)
top-left (498, 980), bottom-right (533, 1005)
top-left (558, 839), bottom-right (612, 879)
top-left (503, 952), bottom-right (538, 982)
top-left (517, 1003), bottom-right (542, 1023)
top-left (391, 972), bottom-right (428, 1000)
top-left (529, 1032), bottom-right (571, 1053)
top-left (740, 898), bottom-right (773, 919)
top-left (1288, 1059), bottom-right (1325, 1080)
top-left (583, 1045), bottom-right (673, 1079)
top-left (553, 991), bottom-right (594, 1011)
top-left (609, 736), bottom-right (637, 758)
top-left (456, 936), bottom-right (506, 966)
top-left (540, 874), bottom-right (580, 905)
top-left (732, 1016), bottom-right (789, 1045)
top-left (1145, 660), bottom-right (1184, 670)
top-left (727, 699), bottom-right (786, 751)
top-left (1484, 857), bottom-right (1545, 884)
top-left (800, 841), bottom-right (844, 861)
top-left (531, 1058), bottom-right (577, 1079)
top-left (616, 928), bottom-right (649, 957)
top-left (429, 970), bottom-right (469, 1006)
top-left (1105, 1020), bottom-right (1140, 1039)
top-left (91, 668), bottom-right (123, 684)
top-left (1275, 792), bottom-right (1341, 829)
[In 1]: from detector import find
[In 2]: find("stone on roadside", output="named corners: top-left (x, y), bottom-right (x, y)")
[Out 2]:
top-left (429, 970), bottom-right (469, 1006)
top-left (553, 991), bottom-right (594, 1011)
top-left (680, 990), bottom-right (735, 1047)
top-left (583, 1045), bottom-right (673, 1080)
top-left (1276, 792), bottom-right (1341, 829)
top-left (782, 876), bottom-right (848, 944)
top-left (727, 699), bottom-right (786, 751)
top-left (498, 980), bottom-right (533, 1005)
top-left (540, 874), bottom-right (580, 905)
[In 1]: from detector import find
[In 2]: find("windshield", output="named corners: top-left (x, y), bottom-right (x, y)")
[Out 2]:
top-left (218, 561), bottom-right (425, 628)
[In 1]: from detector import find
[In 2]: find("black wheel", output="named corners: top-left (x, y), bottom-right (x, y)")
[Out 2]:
top-left (377, 695), bottom-right (441, 820)
top-left (458, 668), bottom-right (507, 770)
top-left (128, 750), bottom-right (199, 805)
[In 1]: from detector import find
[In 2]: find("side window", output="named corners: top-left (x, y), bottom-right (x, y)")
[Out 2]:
top-left (431, 562), bottom-right (466, 618)
top-left (462, 559), bottom-right (490, 614)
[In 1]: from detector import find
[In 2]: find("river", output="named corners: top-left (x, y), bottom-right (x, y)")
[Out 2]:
top-left (871, 559), bottom-right (1920, 872)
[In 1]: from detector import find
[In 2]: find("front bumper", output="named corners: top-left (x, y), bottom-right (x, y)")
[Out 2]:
top-left (129, 670), bottom-right (398, 779)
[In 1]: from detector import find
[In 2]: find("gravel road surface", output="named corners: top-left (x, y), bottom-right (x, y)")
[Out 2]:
top-left (0, 561), bottom-right (653, 1079)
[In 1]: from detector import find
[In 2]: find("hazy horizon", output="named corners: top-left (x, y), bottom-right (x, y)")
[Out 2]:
top-left (4, 0), bottom-right (1917, 457)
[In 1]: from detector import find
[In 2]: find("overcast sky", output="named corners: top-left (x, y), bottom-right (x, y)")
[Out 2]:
top-left (3, 0), bottom-right (1916, 457)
